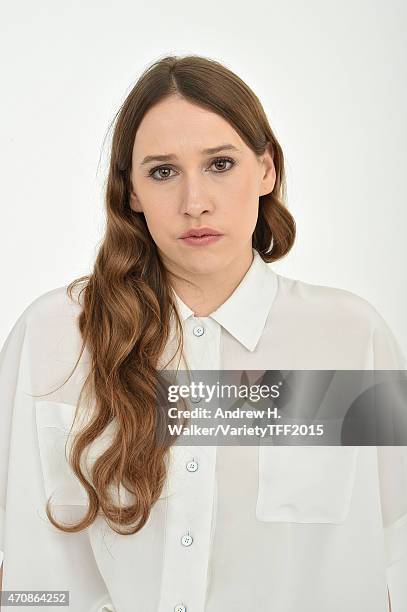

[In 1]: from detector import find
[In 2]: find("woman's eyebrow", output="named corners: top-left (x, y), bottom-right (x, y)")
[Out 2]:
top-left (139, 144), bottom-right (242, 166)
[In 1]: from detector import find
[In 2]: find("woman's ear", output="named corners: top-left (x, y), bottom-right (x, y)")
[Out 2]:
top-left (259, 142), bottom-right (276, 197)
top-left (129, 182), bottom-right (143, 213)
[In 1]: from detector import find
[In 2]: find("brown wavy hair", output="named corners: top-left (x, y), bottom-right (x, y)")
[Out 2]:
top-left (45, 53), bottom-right (296, 535)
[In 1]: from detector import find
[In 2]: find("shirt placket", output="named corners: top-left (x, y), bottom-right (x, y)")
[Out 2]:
top-left (158, 316), bottom-right (220, 612)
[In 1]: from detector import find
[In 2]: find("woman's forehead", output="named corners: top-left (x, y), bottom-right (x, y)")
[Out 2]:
top-left (132, 97), bottom-right (243, 159)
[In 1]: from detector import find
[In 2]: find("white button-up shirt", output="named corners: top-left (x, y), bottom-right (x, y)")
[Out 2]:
top-left (1, 248), bottom-right (406, 612)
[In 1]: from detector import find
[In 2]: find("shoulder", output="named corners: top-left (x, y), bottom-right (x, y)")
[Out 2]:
top-left (2, 282), bottom-right (86, 355)
top-left (0, 281), bottom-right (88, 381)
top-left (19, 282), bottom-right (85, 329)
top-left (271, 273), bottom-right (405, 368)
top-left (274, 272), bottom-right (386, 332)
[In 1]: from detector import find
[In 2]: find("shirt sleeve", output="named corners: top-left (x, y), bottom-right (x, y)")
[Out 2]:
top-left (0, 313), bottom-right (28, 567)
top-left (372, 310), bottom-right (407, 567)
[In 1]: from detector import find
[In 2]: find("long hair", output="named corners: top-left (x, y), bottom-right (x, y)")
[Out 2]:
top-left (46, 54), bottom-right (296, 535)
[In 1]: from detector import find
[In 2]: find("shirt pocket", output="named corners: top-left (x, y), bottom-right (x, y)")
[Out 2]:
top-left (35, 400), bottom-right (192, 506)
top-left (256, 445), bottom-right (359, 524)
top-left (35, 400), bottom-right (89, 506)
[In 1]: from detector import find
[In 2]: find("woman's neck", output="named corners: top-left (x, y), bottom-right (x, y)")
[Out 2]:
top-left (169, 247), bottom-right (254, 317)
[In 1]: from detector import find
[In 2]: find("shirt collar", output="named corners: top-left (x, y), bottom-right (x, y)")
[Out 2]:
top-left (171, 248), bottom-right (279, 352)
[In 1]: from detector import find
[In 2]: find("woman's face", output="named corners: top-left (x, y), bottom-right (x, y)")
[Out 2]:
top-left (130, 94), bottom-right (275, 277)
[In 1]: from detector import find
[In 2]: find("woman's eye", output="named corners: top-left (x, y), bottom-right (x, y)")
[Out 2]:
top-left (149, 166), bottom-right (174, 181)
top-left (148, 157), bottom-right (236, 181)
top-left (210, 157), bottom-right (235, 172)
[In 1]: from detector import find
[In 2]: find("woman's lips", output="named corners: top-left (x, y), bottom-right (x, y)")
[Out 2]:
top-left (180, 234), bottom-right (223, 246)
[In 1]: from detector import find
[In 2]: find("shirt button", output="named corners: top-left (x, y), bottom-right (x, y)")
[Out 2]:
top-left (181, 533), bottom-right (193, 547)
top-left (192, 325), bottom-right (205, 337)
top-left (174, 605), bottom-right (186, 612)
top-left (186, 459), bottom-right (198, 472)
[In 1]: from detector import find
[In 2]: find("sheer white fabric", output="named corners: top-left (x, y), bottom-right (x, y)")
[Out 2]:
top-left (0, 248), bottom-right (406, 611)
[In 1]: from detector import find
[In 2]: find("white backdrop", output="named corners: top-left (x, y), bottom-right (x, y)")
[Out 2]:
top-left (0, 1), bottom-right (406, 607)
top-left (1, 1), bottom-right (405, 356)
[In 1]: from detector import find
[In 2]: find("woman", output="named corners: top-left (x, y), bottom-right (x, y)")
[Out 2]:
top-left (0, 54), bottom-right (404, 612)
